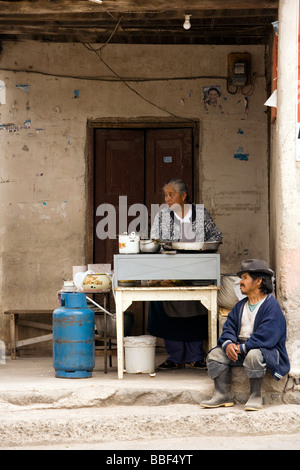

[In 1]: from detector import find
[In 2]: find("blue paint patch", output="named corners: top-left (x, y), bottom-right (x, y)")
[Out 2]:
top-left (42, 202), bottom-right (47, 205)
top-left (234, 147), bottom-right (249, 161)
top-left (16, 84), bottom-right (30, 92)
top-left (237, 128), bottom-right (244, 135)
top-left (74, 90), bottom-right (79, 98)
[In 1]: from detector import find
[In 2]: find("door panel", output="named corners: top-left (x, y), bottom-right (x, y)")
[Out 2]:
top-left (145, 128), bottom-right (193, 209)
top-left (94, 129), bottom-right (145, 264)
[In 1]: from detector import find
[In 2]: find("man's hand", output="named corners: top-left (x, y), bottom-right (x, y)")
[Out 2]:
top-left (225, 343), bottom-right (240, 362)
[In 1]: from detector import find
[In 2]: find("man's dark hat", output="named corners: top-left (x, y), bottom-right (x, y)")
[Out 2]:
top-left (237, 259), bottom-right (274, 277)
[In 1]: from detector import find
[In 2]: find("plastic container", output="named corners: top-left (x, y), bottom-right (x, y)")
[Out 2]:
top-left (118, 232), bottom-right (140, 254)
top-left (0, 340), bottom-right (6, 365)
top-left (61, 280), bottom-right (77, 292)
top-left (124, 335), bottom-right (156, 374)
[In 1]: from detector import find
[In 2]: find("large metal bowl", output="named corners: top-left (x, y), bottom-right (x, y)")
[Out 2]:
top-left (201, 241), bottom-right (222, 252)
top-left (171, 241), bottom-right (204, 251)
top-left (168, 241), bottom-right (222, 252)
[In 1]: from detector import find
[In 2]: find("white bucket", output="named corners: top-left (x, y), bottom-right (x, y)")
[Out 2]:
top-left (124, 335), bottom-right (156, 374)
top-left (0, 340), bottom-right (6, 365)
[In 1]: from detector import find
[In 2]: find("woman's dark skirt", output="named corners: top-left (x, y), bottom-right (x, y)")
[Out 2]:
top-left (147, 301), bottom-right (208, 341)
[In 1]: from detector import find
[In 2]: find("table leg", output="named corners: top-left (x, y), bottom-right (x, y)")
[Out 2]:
top-left (115, 291), bottom-right (124, 379)
top-left (10, 313), bottom-right (16, 359)
top-left (104, 295), bottom-right (107, 374)
top-left (198, 291), bottom-right (218, 351)
top-left (208, 291), bottom-right (218, 350)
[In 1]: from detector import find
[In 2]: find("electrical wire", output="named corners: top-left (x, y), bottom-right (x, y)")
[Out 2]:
top-left (0, 66), bottom-right (228, 83)
top-left (0, 15), bottom-right (260, 107)
top-left (80, 16), bottom-right (201, 124)
top-left (82, 41), bottom-right (199, 124)
top-left (91, 16), bottom-right (123, 53)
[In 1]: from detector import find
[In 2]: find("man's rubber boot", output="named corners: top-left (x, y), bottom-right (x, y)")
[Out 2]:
top-left (200, 368), bottom-right (234, 408)
top-left (244, 377), bottom-right (263, 411)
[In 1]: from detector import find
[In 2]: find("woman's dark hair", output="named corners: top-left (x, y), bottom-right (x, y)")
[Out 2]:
top-left (249, 272), bottom-right (274, 294)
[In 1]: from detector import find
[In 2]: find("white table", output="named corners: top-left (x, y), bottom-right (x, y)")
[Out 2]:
top-left (114, 285), bottom-right (219, 379)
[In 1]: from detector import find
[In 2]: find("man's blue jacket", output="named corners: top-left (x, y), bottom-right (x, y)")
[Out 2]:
top-left (218, 294), bottom-right (290, 380)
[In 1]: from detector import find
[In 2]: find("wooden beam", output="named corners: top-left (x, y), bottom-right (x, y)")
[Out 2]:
top-left (14, 333), bottom-right (53, 348)
top-left (0, 0), bottom-right (279, 16)
top-left (18, 320), bottom-right (53, 331)
top-left (0, 0), bottom-right (278, 45)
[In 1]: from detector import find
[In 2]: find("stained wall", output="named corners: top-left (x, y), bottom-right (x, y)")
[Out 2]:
top-left (0, 41), bottom-right (269, 348)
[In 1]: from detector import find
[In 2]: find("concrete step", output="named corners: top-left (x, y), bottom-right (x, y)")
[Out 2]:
top-left (1, 403), bottom-right (300, 449)
top-left (0, 356), bottom-right (300, 449)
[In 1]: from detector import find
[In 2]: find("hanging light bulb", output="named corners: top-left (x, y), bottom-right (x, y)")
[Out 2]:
top-left (183, 15), bottom-right (191, 30)
top-left (88, 0), bottom-right (103, 4)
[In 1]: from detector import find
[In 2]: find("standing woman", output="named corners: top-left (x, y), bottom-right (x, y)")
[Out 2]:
top-left (148, 178), bottom-right (222, 370)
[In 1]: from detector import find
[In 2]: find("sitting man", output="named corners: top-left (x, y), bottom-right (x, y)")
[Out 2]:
top-left (201, 259), bottom-right (290, 411)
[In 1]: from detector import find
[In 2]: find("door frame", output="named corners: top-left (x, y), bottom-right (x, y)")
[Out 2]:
top-left (86, 118), bottom-right (200, 263)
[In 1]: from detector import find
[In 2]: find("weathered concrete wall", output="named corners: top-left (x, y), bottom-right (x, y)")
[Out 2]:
top-left (0, 41), bottom-right (269, 348)
top-left (273, 0), bottom-right (300, 383)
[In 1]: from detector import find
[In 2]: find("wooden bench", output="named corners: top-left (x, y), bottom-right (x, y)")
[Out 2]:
top-left (4, 305), bottom-right (115, 372)
top-left (4, 310), bottom-right (53, 359)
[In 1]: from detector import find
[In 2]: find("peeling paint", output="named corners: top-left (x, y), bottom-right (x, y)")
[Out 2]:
top-left (0, 80), bottom-right (6, 104)
top-left (234, 146), bottom-right (249, 161)
top-left (0, 119), bottom-right (31, 132)
top-left (16, 84), bottom-right (30, 92)
top-left (58, 201), bottom-right (67, 218)
top-left (238, 248), bottom-right (249, 256)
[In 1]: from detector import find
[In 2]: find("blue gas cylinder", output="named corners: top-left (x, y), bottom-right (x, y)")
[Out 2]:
top-left (53, 292), bottom-right (95, 378)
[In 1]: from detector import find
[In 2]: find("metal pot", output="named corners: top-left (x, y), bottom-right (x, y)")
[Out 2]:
top-left (118, 232), bottom-right (140, 254)
top-left (95, 312), bottom-right (134, 338)
top-left (139, 239), bottom-right (160, 253)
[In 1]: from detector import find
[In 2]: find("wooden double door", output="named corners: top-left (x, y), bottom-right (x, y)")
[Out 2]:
top-left (93, 127), bottom-right (195, 266)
